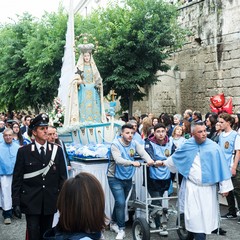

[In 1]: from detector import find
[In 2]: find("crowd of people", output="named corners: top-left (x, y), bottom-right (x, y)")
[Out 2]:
top-left (111, 109), bottom-right (240, 239)
top-left (0, 109), bottom-right (240, 240)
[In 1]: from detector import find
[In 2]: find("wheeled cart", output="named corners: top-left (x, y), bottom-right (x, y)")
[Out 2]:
top-left (128, 163), bottom-right (193, 240)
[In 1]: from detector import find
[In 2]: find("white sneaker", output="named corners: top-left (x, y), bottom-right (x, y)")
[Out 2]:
top-left (110, 223), bottom-right (119, 233)
top-left (159, 227), bottom-right (168, 236)
top-left (4, 218), bottom-right (11, 225)
top-left (149, 219), bottom-right (156, 229)
top-left (116, 230), bottom-right (126, 240)
top-left (237, 210), bottom-right (240, 217)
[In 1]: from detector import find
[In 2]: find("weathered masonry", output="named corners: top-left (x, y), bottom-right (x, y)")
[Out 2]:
top-left (133, 0), bottom-right (240, 117)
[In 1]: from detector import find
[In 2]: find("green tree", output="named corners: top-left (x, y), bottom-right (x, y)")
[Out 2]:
top-left (76, 0), bottom-right (185, 116)
top-left (0, 10), bottom-right (67, 113)
top-left (23, 11), bottom-right (67, 112)
top-left (0, 14), bottom-right (35, 112)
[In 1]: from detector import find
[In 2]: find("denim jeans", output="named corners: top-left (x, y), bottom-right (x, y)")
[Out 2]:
top-left (193, 232), bottom-right (206, 240)
top-left (2, 209), bottom-right (12, 219)
top-left (148, 189), bottom-right (165, 229)
top-left (108, 177), bottom-right (132, 229)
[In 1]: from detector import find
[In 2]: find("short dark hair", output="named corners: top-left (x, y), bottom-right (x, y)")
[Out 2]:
top-left (57, 172), bottom-right (107, 233)
top-left (121, 123), bottom-right (134, 132)
top-left (193, 111), bottom-right (202, 120)
top-left (154, 123), bottom-right (166, 131)
top-left (140, 114), bottom-right (148, 120)
top-left (24, 115), bottom-right (31, 121)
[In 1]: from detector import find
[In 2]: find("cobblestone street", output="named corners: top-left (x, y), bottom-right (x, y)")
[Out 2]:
top-left (1, 204), bottom-right (240, 240)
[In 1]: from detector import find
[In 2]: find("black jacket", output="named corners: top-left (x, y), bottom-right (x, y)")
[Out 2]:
top-left (12, 142), bottom-right (67, 215)
top-left (43, 227), bottom-right (101, 240)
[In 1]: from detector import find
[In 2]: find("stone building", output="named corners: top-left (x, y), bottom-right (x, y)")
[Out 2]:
top-left (133, 0), bottom-right (240, 117)
top-left (74, 0), bottom-right (240, 117)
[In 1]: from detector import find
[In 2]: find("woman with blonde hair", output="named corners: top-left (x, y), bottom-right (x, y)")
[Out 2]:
top-left (170, 125), bottom-right (185, 149)
top-left (141, 117), bottom-right (153, 139)
top-left (44, 172), bottom-right (107, 240)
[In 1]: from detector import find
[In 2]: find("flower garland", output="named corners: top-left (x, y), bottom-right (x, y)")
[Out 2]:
top-left (57, 121), bottom-right (97, 134)
top-left (49, 97), bottom-right (64, 128)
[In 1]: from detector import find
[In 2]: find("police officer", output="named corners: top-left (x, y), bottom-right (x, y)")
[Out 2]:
top-left (12, 113), bottom-right (67, 240)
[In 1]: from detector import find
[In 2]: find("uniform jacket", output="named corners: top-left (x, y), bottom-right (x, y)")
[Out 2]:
top-left (145, 135), bottom-right (175, 180)
top-left (12, 142), bottom-right (67, 215)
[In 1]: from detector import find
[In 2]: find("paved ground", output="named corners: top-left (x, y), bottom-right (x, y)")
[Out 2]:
top-left (1, 204), bottom-right (240, 240)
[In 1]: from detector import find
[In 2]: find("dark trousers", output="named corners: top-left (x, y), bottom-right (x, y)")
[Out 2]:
top-left (25, 213), bottom-right (54, 240)
top-left (226, 190), bottom-right (237, 214)
top-left (232, 169), bottom-right (240, 210)
top-left (2, 209), bottom-right (12, 219)
top-left (193, 233), bottom-right (206, 240)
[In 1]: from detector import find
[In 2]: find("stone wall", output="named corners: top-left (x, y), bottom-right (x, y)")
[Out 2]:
top-left (133, 0), bottom-right (240, 117)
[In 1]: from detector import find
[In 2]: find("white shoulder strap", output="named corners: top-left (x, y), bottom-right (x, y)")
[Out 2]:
top-left (23, 144), bottom-right (58, 179)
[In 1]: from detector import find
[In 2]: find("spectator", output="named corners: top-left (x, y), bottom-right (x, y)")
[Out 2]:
top-left (128, 120), bottom-right (144, 145)
top-left (43, 172), bottom-right (107, 240)
top-left (0, 129), bottom-right (19, 225)
top-left (183, 109), bottom-right (193, 122)
top-left (173, 114), bottom-right (183, 126)
top-left (141, 117), bottom-right (153, 140)
top-left (148, 113), bottom-right (154, 119)
top-left (170, 125), bottom-right (185, 149)
top-left (232, 114), bottom-right (240, 133)
top-left (22, 128), bottom-right (34, 145)
top-left (205, 115), bottom-right (217, 139)
top-left (20, 115), bottom-right (31, 134)
top-left (47, 126), bottom-right (72, 172)
top-left (0, 121), bottom-right (6, 143)
top-left (211, 121), bottom-right (222, 143)
top-left (159, 113), bottom-right (173, 137)
top-left (0, 121), bottom-right (5, 133)
top-left (11, 122), bottom-right (24, 146)
top-left (138, 114), bottom-right (148, 134)
top-left (192, 110), bottom-right (202, 122)
top-left (182, 119), bottom-right (191, 139)
top-left (152, 117), bottom-right (159, 127)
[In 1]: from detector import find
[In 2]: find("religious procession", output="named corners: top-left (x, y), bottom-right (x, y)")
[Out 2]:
top-left (0, 0), bottom-right (240, 240)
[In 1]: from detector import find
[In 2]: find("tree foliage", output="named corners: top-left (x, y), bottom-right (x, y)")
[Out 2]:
top-left (76, 0), bottom-right (185, 116)
top-left (0, 0), bottom-right (185, 116)
top-left (0, 10), bottom-right (67, 112)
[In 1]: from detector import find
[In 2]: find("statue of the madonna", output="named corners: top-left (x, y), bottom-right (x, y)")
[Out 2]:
top-left (65, 42), bottom-right (105, 125)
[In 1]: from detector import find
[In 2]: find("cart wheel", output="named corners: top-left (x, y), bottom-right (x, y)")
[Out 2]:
top-left (132, 217), bottom-right (150, 240)
top-left (176, 213), bottom-right (194, 240)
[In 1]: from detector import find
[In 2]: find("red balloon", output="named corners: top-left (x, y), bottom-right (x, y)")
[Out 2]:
top-left (210, 93), bottom-right (233, 114)
top-left (222, 97), bottom-right (233, 114)
top-left (210, 93), bottom-right (225, 108)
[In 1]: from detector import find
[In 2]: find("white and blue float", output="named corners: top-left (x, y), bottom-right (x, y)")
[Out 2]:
top-left (56, 30), bottom-right (123, 159)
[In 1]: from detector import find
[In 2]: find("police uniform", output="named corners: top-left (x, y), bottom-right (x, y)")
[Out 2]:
top-left (12, 114), bottom-right (67, 240)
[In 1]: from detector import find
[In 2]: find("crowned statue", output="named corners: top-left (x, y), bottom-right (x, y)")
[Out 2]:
top-left (64, 36), bottom-right (106, 126)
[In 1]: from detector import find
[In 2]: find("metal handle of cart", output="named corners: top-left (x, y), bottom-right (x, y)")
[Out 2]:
top-left (131, 162), bottom-right (191, 240)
